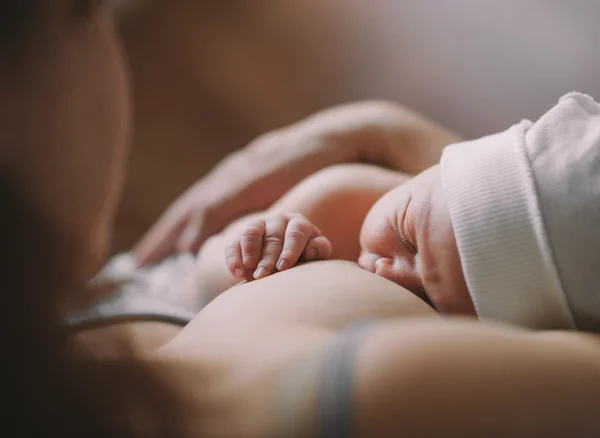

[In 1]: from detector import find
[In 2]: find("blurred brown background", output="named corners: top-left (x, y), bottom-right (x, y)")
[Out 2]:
top-left (114, 0), bottom-right (600, 252)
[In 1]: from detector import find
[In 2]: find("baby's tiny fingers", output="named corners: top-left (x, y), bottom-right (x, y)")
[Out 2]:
top-left (374, 257), bottom-right (423, 293)
top-left (303, 236), bottom-right (332, 261)
top-left (254, 214), bottom-right (287, 280)
top-left (225, 240), bottom-right (245, 279)
top-left (374, 257), bottom-right (396, 281)
top-left (278, 215), bottom-right (315, 271)
top-left (358, 252), bottom-right (380, 273)
top-left (239, 219), bottom-right (266, 272)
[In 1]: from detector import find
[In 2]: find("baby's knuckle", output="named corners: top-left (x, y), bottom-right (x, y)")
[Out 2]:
top-left (225, 255), bottom-right (239, 267)
top-left (271, 212), bottom-right (289, 222)
top-left (263, 236), bottom-right (284, 247)
top-left (241, 226), bottom-right (263, 239)
top-left (224, 243), bottom-right (239, 255)
top-left (291, 218), bottom-right (312, 230)
top-left (286, 229), bottom-right (307, 241)
top-left (288, 213), bottom-right (307, 221)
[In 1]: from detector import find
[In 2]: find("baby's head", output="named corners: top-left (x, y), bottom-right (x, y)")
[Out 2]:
top-left (362, 93), bottom-right (600, 331)
top-left (1, 0), bottom-right (130, 278)
top-left (359, 164), bottom-right (475, 315)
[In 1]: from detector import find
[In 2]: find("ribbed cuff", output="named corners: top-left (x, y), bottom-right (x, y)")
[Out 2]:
top-left (441, 123), bottom-right (576, 329)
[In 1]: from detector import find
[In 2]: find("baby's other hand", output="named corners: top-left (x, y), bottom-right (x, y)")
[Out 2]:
top-left (226, 213), bottom-right (332, 281)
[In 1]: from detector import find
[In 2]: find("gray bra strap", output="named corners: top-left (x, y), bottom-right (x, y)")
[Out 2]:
top-left (316, 319), bottom-right (377, 438)
top-left (66, 254), bottom-right (202, 329)
top-left (272, 320), bottom-right (377, 438)
top-left (65, 283), bottom-right (198, 329)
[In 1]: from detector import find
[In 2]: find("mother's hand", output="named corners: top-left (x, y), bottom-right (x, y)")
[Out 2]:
top-left (359, 165), bottom-right (475, 315)
top-left (134, 101), bottom-right (460, 266)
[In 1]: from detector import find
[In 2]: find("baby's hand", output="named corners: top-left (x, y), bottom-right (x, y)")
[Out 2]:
top-left (226, 213), bottom-right (332, 281)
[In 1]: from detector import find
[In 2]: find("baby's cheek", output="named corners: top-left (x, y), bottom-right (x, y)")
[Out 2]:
top-left (359, 210), bottom-right (376, 252)
top-left (359, 214), bottom-right (394, 257)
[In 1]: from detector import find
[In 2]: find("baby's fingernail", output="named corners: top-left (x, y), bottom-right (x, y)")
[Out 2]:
top-left (234, 268), bottom-right (244, 279)
top-left (306, 248), bottom-right (318, 261)
top-left (277, 259), bottom-right (290, 271)
top-left (254, 267), bottom-right (267, 280)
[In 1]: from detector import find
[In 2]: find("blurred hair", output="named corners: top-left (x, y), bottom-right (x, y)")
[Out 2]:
top-left (0, 1), bottom-right (106, 59)
top-left (0, 2), bottom-right (188, 437)
top-left (0, 0), bottom-right (41, 59)
top-left (0, 175), bottom-right (186, 438)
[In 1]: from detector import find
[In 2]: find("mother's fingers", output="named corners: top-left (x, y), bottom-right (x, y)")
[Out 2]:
top-left (134, 206), bottom-right (192, 267)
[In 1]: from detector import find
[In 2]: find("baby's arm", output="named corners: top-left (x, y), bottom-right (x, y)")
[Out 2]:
top-left (193, 164), bottom-right (409, 298)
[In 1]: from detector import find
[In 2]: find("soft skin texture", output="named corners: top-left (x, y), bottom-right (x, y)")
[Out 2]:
top-left (158, 261), bottom-right (600, 438)
top-left (360, 165), bottom-right (475, 315)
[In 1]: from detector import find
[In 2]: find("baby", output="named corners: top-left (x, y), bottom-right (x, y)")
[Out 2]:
top-left (222, 92), bottom-right (600, 331)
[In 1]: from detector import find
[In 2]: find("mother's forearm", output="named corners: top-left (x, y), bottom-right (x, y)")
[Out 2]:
top-left (194, 103), bottom-right (373, 226)
top-left (356, 101), bottom-right (463, 175)
top-left (197, 130), bottom-right (356, 225)
top-left (198, 101), bottom-right (460, 231)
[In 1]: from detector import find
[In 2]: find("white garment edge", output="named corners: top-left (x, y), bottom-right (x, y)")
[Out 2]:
top-left (441, 123), bottom-right (576, 329)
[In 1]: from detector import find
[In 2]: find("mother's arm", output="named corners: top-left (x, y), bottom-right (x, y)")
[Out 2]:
top-left (354, 318), bottom-right (600, 437)
top-left (135, 101), bottom-right (460, 265)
